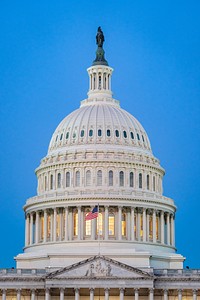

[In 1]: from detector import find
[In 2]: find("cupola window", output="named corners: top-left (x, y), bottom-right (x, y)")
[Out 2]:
top-left (137, 133), bottom-right (140, 140)
top-left (66, 172), bottom-right (70, 187)
top-left (142, 135), bottom-right (145, 142)
top-left (130, 172), bottom-right (134, 187)
top-left (66, 132), bottom-right (69, 139)
top-left (119, 171), bottom-right (124, 187)
top-left (123, 131), bottom-right (127, 138)
top-left (98, 129), bottom-right (102, 137)
top-left (80, 130), bottom-right (84, 137)
top-left (153, 176), bottom-right (156, 191)
top-left (130, 132), bottom-right (134, 139)
top-left (147, 174), bottom-right (150, 190)
top-left (50, 174), bottom-right (53, 190)
top-left (89, 129), bottom-right (93, 137)
top-left (115, 130), bottom-right (119, 138)
top-left (109, 170), bottom-right (113, 186)
top-left (107, 129), bottom-right (111, 137)
top-left (139, 173), bottom-right (142, 188)
top-left (60, 134), bottom-right (63, 141)
top-left (57, 173), bottom-right (61, 188)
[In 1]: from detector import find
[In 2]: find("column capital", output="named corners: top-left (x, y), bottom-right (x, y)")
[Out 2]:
top-left (74, 288), bottom-right (80, 293)
top-left (59, 287), bottom-right (65, 292)
top-left (104, 288), bottom-right (110, 291)
top-left (193, 289), bottom-right (198, 294)
top-left (134, 288), bottom-right (139, 292)
top-left (163, 289), bottom-right (168, 294)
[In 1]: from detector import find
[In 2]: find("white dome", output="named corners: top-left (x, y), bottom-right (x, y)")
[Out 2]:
top-left (48, 99), bottom-right (152, 156)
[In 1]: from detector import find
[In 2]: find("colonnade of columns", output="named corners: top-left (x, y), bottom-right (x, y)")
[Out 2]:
top-left (25, 205), bottom-right (175, 248)
top-left (0, 288), bottom-right (199, 300)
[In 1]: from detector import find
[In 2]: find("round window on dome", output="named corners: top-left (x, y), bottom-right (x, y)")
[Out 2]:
top-left (89, 129), bottom-right (93, 137)
top-left (137, 133), bottom-right (140, 140)
top-left (107, 129), bottom-right (111, 137)
top-left (123, 131), bottom-right (127, 138)
top-left (115, 130), bottom-right (119, 138)
top-left (98, 129), bottom-right (102, 137)
top-left (130, 132), bottom-right (134, 139)
top-left (66, 132), bottom-right (69, 139)
top-left (80, 130), bottom-right (84, 137)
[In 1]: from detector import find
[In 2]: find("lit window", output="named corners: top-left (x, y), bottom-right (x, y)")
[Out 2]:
top-left (115, 130), bottom-right (119, 137)
top-left (130, 172), bottom-right (134, 187)
top-left (86, 170), bottom-right (91, 186)
top-left (89, 129), bottom-right (93, 137)
top-left (98, 129), bottom-right (102, 137)
top-left (109, 213), bottom-right (115, 236)
top-left (139, 173), bottom-right (142, 188)
top-left (130, 132), bottom-right (134, 139)
top-left (60, 133), bottom-right (63, 140)
top-left (47, 215), bottom-right (51, 240)
top-left (66, 132), bottom-right (69, 139)
top-left (75, 171), bottom-right (80, 187)
top-left (85, 217), bottom-right (91, 236)
top-left (40, 215), bottom-right (44, 242)
top-left (153, 176), bottom-right (156, 191)
top-left (149, 215), bottom-right (153, 240)
top-left (56, 214), bottom-right (60, 239)
top-left (109, 170), bottom-right (113, 186)
top-left (97, 170), bottom-right (102, 186)
top-left (122, 213), bottom-right (126, 237)
top-left (66, 172), bottom-right (70, 187)
top-left (123, 131), bottom-right (127, 138)
top-left (80, 130), bottom-right (84, 137)
top-left (137, 133), bottom-right (140, 140)
top-left (57, 173), bottom-right (61, 188)
top-left (97, 213), bottom-right (103, 236)
top-left (147, 174), bottom-right (150, 190)
top-left (73, 212), bottom-right (78, 236)
top-left (50, 174), bottom-right (53, 190)
top-left (107, 129), bottom-right (111, 137)
top-left (119, 171), bottom-right (124, 187)
top-left (156, 216), bottom-right (159, 240)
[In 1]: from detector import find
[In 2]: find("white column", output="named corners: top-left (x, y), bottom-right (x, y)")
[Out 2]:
top-left (45, 288), bottom-right (50, 300)
top-left (153, 210), bottom-right (156, 243)
top-left (25, 214), bottom-right (30, 246)
top-left (90, 288), bottom-right (94, 300)
top-left (137, 209), bottom-right (141, 241)
top-left (105, 288), bottom-right (109, 300)
top-left (35, 211), bottom-right (39, 243)
top-left (149, 289), bottom-right (154, 300)
top-left (143, 208), bottom-right (146, 242)
top-left (160, 211), bottom-right (164, 244)
top-left (44, 209), bottom-right (47, 243)
top-left (78, 206), bottom-right (81, 240)
top-left (31, 290), bottom-right (36, 300)
top-left (146, 212), bottom-right (149, 242)
top-left (127, 210), bottom-right (131, 240)
top-left (170, 214), bottom-right (175, 246)
top-left (30, 213), bottom-right (33, 245)
top-left (50, 211), bottom-right (54, 241)
top-left (53, 208), bottom-right (57, 242)
top-left (178, 289), bottom-right (182, 300)
top-left (16, 290), bottom-right (21, 300)
top-left (105, 206), bottom-right (109, 240)
top-left (65, 207), bottom-right (69, 241)
top-left (60, 288), bottom-right (64, 300)
top-left (167, 213), bottom-right (170, 245)
top-left (118, 206), bottom-right (122, 240)
top-left (120, 288), bottom-right (124, 300)
top-left (2, 289), bottom-right (6, 300)
top-left (134, 289), bottom-right (139, 300)
top-left (75, 288), bottom-right (79, 300)
top-left (193, 290), bottom-right (197, 300)
top-left (163, 290), bottom-right (168, 300)
top-left (68, 208), bottom-right (72, 240)
top-left (59, 209), bottom-right (63, 241)
top-left (131, 207), bottom-right (135, 241)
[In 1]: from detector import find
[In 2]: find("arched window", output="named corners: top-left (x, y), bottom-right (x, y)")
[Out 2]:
top-left (139, 173), bottom-right (142, 189)
top-left (97, 213), bottom-right (103, 236)
top-left (85, 217), bottom-right (91, 236)
top-left (89, 129), bottom-right (93, 137)
top-left (66, 172), bottom-right (70, 187)
top-left (57, 173), bottom-right (61, 188)
top-left (73, 212), bottom-right (78, 236)
top-left (130, 172), bottom-right (134, 187)
top-left (98, 75), bottom-right (101, 89)
top-left (123, 131), bottom-right (127, 138)
top-left (44, 176), bottom-right (47, 191)
top-left (98, 129), bottom-right (102, 137)
top-left (50, 174), bottom-right (53, 190)
top-left (130, 132), bottom-right (134, 139)
top-left (80, 130), bottom-right (84, 137)
top-left (119, 171), bottom-right (124, 187)
top-left (153, 176), bottom-right (156, 191)
top-left (66, 132), bottom-right (69, 139)
top-left (122, 213), bottom-right (126, 237)
top-left (109, 170), bottom-right (113, 186)
top-left (109, 213), bottom-right (115, 236)
top-left (60, 133), bottom-right (63, 140)
top-left (147, 174), bottom-right (150, 190)
top-left (75, 171), bottom-right (80, 187)
top-left (107, 129), bottom-right (111, 137)
top-left (115, 130), bottom-right (119, 137)
top-left (86, 170), bottom-right (91, 186)
top-left (137, 133), bottom-right (140, 140)
top-left (97, 170), bottom-right (102, 186)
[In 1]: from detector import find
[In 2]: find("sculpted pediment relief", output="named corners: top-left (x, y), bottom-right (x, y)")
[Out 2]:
top-left (46, 256), bottom-right (152, 279)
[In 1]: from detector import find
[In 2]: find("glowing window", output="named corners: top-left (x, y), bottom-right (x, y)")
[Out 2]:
top-left (47, 215), bottom-right (51, 240)
top-left (109, 213), bottom-right (115, 236)
top-left (115, 130), bottom-right (119, 137)
top-left (56, 214), bottom-right (60, 239)
top-left (73, 212), bottom-right (78, 236)
top-left (85, 218), bottom-right (91, 236)
top-left (97, 170), bottom-right (102, 186)
top-left (107, 129), bottom-right (111, 137)
top-left (66, 132), bottom-right (69, 139)
top-left (139, 173), bottom-right (142, 189)
top-left (40, 215), bottom-right (44, 241)
top-left (130, 132), bottom-right (134, 139)
top-left (149, 215), bottom-right (153, 240)
top-left (130, 172), bottom-right (134, 187)
top-left (80, 130), bottom-right (84, 137)
top-left (123, 131), bottom-right (127, 138)
top-left (137, 133), bottom-right (140, 140)
top-left (97, 213), bottom-right (103, 236)
top-left (50, 174), bottom-right (53, 190)
top-left (98, 129), bottom-right (102, 137)
top-left (75, 171), bottom-right (80, 187)
top-left (119, 171), bottom-right (124, 187)
top-left (57, 173), bottom-right (61, 188)
top-left (156, 216), bottom-right (159, 240)
top-left (89, 129), bottom-right (93, 137)
top-left (86, 170), bottom-right (91, 186)
top-left (109, 170), bottom-right (113, 186)
top-left (121, 213), bottom-right (126, 237)
top-left (147, 174), bottom-right (150, 190)
top-left (66, 172), bottom-right (70, 187)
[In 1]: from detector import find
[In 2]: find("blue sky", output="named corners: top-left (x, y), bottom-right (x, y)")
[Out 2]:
top-left (0, 1), bottom-right (199, 268)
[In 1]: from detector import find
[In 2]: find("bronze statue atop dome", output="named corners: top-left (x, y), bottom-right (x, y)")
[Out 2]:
top-left (93, 26), bottom-right (108, 66)
top-left (96, 26), bottom-right (104, 48)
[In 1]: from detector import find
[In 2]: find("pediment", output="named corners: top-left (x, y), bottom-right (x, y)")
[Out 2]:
top-left (46, 256), bottom-right (152, 279)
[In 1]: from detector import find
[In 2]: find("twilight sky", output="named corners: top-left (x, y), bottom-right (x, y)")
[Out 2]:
top-left (0, 1), bottom-right (200, 268)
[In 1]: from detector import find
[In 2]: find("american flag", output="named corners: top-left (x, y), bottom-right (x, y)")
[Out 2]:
top-left (85, 206), bottom-right (99, 221)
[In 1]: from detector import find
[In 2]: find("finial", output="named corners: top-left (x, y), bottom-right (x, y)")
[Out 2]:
top-left (93, 27), bottom-right (108, 66)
